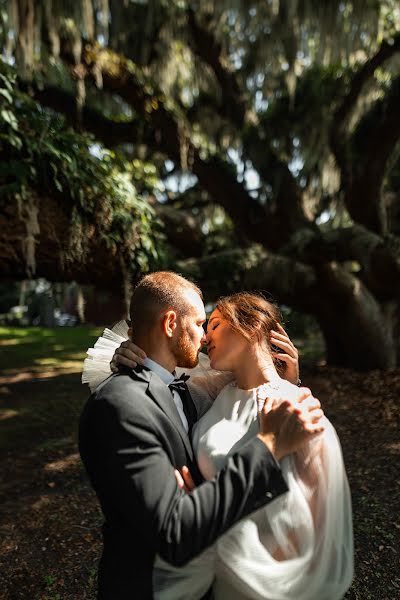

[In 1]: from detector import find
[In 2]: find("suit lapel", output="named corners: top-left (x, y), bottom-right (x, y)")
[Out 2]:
top-left (132, 367), bottom-right (194, 461)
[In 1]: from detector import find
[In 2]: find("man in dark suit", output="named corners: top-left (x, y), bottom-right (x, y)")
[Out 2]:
top-left (79, 271), bottom-right (323, 599)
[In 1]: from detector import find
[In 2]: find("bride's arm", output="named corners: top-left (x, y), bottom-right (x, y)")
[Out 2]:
top-left (217, 415), bottom-right (353, 598)
top-left (215, 383), bottom-right (353, 598)
top-left (270, 432), bottom-right (326, 560)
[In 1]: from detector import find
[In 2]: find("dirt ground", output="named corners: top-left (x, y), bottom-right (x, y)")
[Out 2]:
top-left (0, 366), bottom-right (399, 600)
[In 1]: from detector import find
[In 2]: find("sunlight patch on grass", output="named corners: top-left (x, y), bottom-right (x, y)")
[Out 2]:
top-left (0, 364), bottom-right (84, 384)
top-left (0, 338), bottom-right (23, 346)
top-left (0, 327), bottom-right (42, 338)
top-left (36, 357), bottom-right (84, 366)
top-left (0, 326), bottom-right (102, 374)
top-left (44, 452), bottom-right (80, 472)
top-left (0, 408), bottom-right (19, 421)
top-left (39, 351), bottom-right (86, 362)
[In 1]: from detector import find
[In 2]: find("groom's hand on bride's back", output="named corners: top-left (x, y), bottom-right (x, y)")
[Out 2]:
top-left (174, 466), bottom-right (196, 493)
top-left (110, 340), bottom-right (147, 372)
top-left (257, 388), bottom-right (324, 461)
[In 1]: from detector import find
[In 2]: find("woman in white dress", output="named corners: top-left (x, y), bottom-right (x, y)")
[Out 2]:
top-left (83, 292), bottom-right (353, 600)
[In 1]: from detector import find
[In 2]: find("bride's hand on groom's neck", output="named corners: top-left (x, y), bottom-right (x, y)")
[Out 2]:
top-left (110, 340), bottom-right (147, 372)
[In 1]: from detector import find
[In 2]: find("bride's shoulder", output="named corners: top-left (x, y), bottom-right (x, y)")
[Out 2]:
top-left (256, 378), bottom-right (299, 401)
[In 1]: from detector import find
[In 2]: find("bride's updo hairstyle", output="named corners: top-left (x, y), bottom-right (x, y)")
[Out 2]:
top-left (216, 292), bottom-right (284, 371)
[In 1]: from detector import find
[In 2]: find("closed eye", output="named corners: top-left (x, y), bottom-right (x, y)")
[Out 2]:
top-left (212, 323), bottom-right (220, 331)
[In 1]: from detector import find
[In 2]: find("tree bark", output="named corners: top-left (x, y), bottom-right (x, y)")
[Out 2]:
top-left (0, 192), bottom-right (127, 290)
top-left (313, 264), bottom-right (396, 370)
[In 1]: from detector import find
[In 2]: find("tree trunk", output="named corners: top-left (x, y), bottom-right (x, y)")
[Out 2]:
top-left (314, 265), bottom-right (397, 370)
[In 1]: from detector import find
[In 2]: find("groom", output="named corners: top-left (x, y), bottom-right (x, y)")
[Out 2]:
top-left (79, 271), bottom-right (323, 600)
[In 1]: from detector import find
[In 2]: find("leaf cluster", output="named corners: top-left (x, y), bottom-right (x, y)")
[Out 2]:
top-left (0, 61), bottom-right (167, 275)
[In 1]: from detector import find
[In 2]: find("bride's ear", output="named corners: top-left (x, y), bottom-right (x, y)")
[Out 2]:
top-left (163, 310), bottom-right (177, 338)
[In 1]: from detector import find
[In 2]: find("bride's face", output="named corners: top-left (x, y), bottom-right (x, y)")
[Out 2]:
top-left (206, 308), bottom-right (249, 371)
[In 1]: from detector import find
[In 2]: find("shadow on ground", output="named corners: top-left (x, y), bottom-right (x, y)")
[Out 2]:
top-left (0, 363), bottom-right (399, 600)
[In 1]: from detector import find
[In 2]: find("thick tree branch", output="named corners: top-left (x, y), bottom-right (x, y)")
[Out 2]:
top-left (243, 126), bottom-right (311, 235)
top-left (163, 183), bottom-right (208, 211)
top-left (185, 11), bottom-right (310, 237)
top-left (312, 262), bottom-right (396, 370)
top-left (333, 32), bottom-right (400, 132)
top-left (178, 246), bottom-right (318, 311)
top-left (331, 34), bottom-right (400, 233)
top-left (186, 8), bottom-right (247, 128)
top-left (284, 224), bottom-right (400, 299)
top-left (344, 78), bottom-right (400, 234)
top-left (0, 192), bottom-right (127, 289)
top-left (26, 83), bottom-right (156, 148)
top-left (152, 201), bottom-right (204, 257)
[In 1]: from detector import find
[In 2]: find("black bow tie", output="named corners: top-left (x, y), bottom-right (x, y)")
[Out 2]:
top-left (168, 373), bottom-right (190, 393)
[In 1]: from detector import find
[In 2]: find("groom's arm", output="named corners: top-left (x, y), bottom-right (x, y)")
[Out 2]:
top-left (88, 393), bottom-right (288, 567)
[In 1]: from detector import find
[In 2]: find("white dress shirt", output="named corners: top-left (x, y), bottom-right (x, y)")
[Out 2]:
top-left (143, 357), bottom-right (189, 433)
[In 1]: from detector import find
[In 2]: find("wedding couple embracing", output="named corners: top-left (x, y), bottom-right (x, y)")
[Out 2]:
top-left (79, 271), bottom-right (353, 600)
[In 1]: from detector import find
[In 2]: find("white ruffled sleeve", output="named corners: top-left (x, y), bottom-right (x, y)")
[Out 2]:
top-left (81, 320), bottom-right (129, 392)
top-left (215, 402), bottom-right (354, 599)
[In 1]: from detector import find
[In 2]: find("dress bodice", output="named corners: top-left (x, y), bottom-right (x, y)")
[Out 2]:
top-left (193, 383), bottom-right (261, 480)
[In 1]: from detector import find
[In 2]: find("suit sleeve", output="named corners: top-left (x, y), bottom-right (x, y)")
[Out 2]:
top-left (90, 394), bottom-right (288, 567)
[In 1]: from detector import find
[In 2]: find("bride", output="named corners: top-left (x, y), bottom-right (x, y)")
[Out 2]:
top-left (83, 291), bottom-right (353, 600)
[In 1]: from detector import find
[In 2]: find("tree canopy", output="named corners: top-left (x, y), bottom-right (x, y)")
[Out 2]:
top-left (1, 0), bottom-right (400, 369)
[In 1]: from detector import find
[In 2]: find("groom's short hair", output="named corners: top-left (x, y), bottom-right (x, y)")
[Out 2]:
top-left (129, 271), bottom-right (202, 336)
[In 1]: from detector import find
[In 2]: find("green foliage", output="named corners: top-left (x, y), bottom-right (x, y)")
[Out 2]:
top-left (0, 60), bottom-right (167, 275)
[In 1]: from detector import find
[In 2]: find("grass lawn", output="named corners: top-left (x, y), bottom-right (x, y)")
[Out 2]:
top-left (0, 326), bottom-right (102, 376)
top-left (0, 326), bottom-right (102, 453)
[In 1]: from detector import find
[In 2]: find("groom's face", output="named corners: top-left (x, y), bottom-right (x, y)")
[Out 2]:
top-left (172, 290), bottom-right (206, 368)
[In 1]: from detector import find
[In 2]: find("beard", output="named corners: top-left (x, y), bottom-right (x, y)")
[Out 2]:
top-left (172, 329), bottom-right (200, 368)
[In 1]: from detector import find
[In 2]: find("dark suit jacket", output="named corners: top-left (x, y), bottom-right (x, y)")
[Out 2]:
top-left (79, 367), bottom-right (288, 599)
